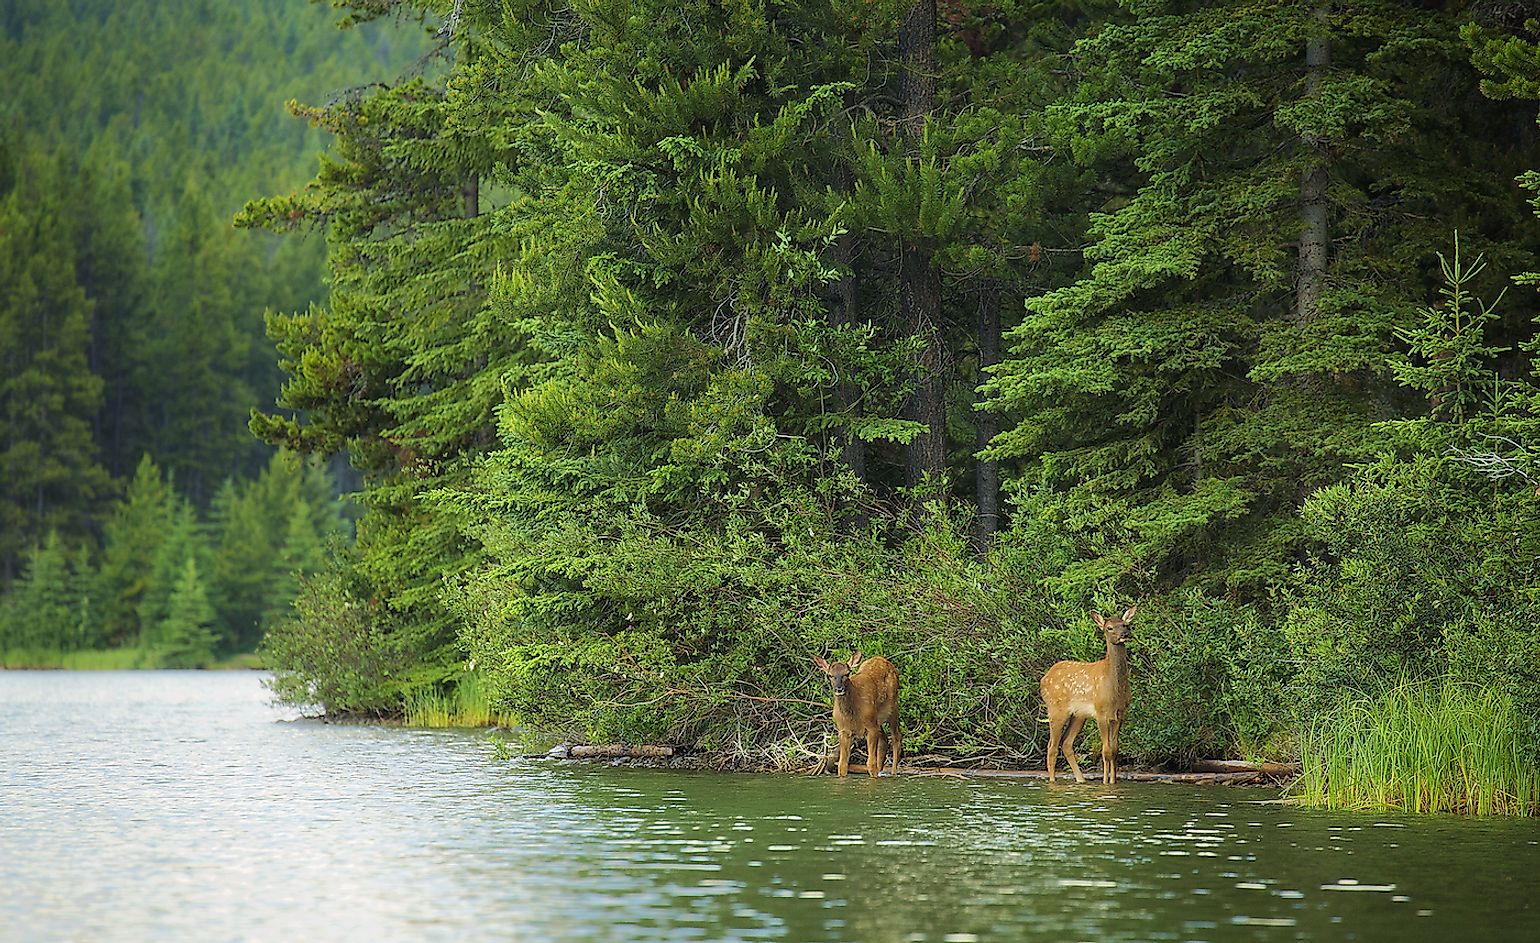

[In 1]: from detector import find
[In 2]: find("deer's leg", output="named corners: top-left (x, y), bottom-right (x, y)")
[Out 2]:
top-left (1063, 715), bottom-right (1087, 784)
top-left (1045, 711), bottom-right (1065, 783)
top-left (1098, 713), bottom-right (1115, 784)
top-left (866, 726), bottom-right (883, 778)
top-left (837, 729), bottom-right (852, 778)
top-left (1107, 715), bottom-right (1121, 784)
top-left (888, 716), bottom-right (903, 774)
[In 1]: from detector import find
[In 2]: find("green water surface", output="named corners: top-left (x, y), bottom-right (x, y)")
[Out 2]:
top-left (1, 671), bottom-right (1535, 942)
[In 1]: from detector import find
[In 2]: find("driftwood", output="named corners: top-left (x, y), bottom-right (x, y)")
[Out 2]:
top-left (568, 744), bottom-right (675, 759)
top-left (842, 764), bottom-right (1271, 784)
top-left (1188, 758), bottom-right (1299, 777)
top-left (537, 743), bottom-right (1288, 783)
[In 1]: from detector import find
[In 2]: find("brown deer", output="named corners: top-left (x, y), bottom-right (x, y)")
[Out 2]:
top-left (812, 651), bottom-right (901, 778)
top-left (1041, 606), bottom-right (1137, 784)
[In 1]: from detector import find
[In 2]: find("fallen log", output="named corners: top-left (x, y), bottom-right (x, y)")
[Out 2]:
top-left (555, 744), bottom-right (675, 759)
top-left (1189, 758), bottom-right (1299, 777)
top-left (534, 744), bottom-right (1282, 783)
top-left (568, 744), bottom-right (675, 759)
top-left (843, 764), bottom-right (1267, 784)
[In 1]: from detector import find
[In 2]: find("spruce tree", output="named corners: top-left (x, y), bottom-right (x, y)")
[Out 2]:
top-left (0, 532), bottom-right (76, 652)
top-left (95, 455), bottom-right (175, 647)
top-left (986, 0), bottom-right (1540, 598)
top-left (134, 497), bottom-right (207, 643)
top-left (0, 148), bottom-right (112, 581)
top-left (152, 555), bottom-right (218, 668)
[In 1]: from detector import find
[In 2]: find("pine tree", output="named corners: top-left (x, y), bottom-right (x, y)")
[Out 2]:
top-left (152, 555), bottom-right (218, 668)
top-left (134, 497), bottom-right (207, 642)
top-left (69, 146), bottom-right (151, 481)
top-left (139, 186), bottom-right (259, 503)
top-left (207, 449), bottom-right (342, 652)
top-left (95, 454), bottom-right (175, 647)
top-left (986, 0), bottom-right (1540, 598)
top-left (0, 147), bottom-right (112, 581)
top-left (0, 532), bottom-right (76, 652)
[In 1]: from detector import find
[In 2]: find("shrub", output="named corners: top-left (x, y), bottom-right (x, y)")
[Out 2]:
top-left (262, 564), bottom-right (409, 715)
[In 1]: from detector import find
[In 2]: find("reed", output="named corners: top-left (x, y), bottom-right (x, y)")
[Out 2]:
top-left (1292, 678), bottom-right (1540, 816)
top-left (403, 672), bottom-right (517, 728)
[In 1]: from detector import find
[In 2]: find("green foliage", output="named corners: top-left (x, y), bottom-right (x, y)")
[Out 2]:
top-left (1284, 454), bottom-right (1540, 741)
top-left (134, 498), bottom-right (208, 640)
top-left (208, 450), bottom-right (342, 651)
top-left (986, 0), bottom-right (1539, 601)
top-left (0, 0), bottom-right (423, 499)
top-left (0, 0), bottom-right (410, 656)
top-left (1116, 592), bottom-right (1295, 765)
top-left (1283, 236), bottom-right (1540, 770)
top-left (1390, 234), bottom-right (1510, 424)
top-left (455, 483), bottom-right (1071, 763)
top-left (204, 0), bottom-right (1540, 800)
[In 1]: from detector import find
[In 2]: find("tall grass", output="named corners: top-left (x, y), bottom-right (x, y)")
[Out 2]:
top-left (1, 648), bottom-right (265, 670)
top-left (1, 647), bottom-right (149, 669)
top-left (1293, 678), bottom-right (1540, 816)
top-left (403, 672), bottom-right (517, 728)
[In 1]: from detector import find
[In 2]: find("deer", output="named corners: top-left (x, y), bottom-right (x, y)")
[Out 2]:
top-left (812, 651), bottom-right (901, 778)
top-left (1040, 606), bottom-right (1137, 784)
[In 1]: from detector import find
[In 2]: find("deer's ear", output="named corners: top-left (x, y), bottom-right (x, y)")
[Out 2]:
top-left (1091, 611), bottom-right (1107, 629)
top-left (849, 650), bottom-right (863, 668)
top-left (1123, 605), bottom-right (1138, 622)
top-left (813, 655), bottom-right (830, 672)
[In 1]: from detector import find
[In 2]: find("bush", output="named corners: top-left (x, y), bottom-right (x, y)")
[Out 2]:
top-left (1117, 591), bottom-right (1294, 765)
top-left (261, 564), bottom-right (409, 715)
top-left (454, 487), bottom-right (1085, 767)
top-left (1283, 451), bottom-right (1540, 762)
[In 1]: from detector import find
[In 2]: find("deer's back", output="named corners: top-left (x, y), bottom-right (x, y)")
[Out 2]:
top-left (835, 656), bottom-right (900, 727)
top-left (1041, 657), bottom-right (1106, 718)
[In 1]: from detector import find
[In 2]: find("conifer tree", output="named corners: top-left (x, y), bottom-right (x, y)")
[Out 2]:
top-left (134, 497), bottom-right (207, 643)
top-left (152, 555), bottom-right (218, 668)
top-left (68, 147), bottom-right (151, 480)
top-left (0, 148), bottom-right (112, 581)
top-left (140, 187), bottom-right (259, 502)
top-left (95, 455), bottom-right (175, 647)
top-left (0, 532), bottom-right (77, 652)
top-left (986, 0), bottom-right (1540, 597)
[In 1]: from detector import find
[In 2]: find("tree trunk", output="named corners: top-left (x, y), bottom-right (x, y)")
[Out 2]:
top-left (1297, 5), bottom-right (1330, 326)
top-left (464, 178), bottom-right (479, 219)
top-left (833, 240), bottom-right (868, 484)
top-left (831, 161), bottom-right (866, 487)
top-left (975, 289), bottom-right (1001, 551)
top-left (898, 0), bottom-right (946, 497)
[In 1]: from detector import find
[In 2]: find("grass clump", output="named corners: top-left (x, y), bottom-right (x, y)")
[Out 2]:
top-left (403, 672), bottom-right (518, 728)
top-left (1, 647), bottom-right (149, 669)
top-left (1293, 678), bottom-right (1540, 816)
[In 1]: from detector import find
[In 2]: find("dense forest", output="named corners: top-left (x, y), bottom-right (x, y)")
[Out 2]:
top-left (7, 0), bottom-right (1540, 811)
top-left (0, 0), bottom-right (425, 664)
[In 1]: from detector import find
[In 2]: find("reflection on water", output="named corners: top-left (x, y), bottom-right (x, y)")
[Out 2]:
top-left (1, 671), bottom-right (1536, 942)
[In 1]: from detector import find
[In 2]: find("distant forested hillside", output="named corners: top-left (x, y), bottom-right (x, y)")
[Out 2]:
top-left (0, 0), bottom-right (427, 660)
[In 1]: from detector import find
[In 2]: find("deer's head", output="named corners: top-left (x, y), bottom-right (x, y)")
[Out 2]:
top-left (813, 651), bottom-right (863, 697)
top-left (1092, 606), bottom-right (1137, 645)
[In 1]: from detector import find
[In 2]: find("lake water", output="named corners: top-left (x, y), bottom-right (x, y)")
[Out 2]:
top-left (1, 671), bottom-right (1536, 942)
